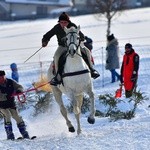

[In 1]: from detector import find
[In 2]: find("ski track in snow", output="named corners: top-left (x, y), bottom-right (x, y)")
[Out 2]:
top-left (0, 116), bottom-right (150, 150)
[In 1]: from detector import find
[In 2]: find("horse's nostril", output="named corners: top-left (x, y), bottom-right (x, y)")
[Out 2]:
top-left (69, 48), bottom-right (76, 56)
top-left (69, 50), bottom-right (71, 54)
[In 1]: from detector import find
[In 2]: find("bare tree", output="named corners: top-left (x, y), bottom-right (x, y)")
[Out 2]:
top-left (72, 0), bottom-right (75, 8)
top-left (95, 0), bottom-right (127, 38)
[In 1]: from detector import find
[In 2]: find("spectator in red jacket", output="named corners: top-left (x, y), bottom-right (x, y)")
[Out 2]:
top-left (120, 43), bottom-right (139, 98)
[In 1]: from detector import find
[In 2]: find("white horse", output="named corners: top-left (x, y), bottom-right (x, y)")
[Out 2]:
top-left (47, 26), bottom-right (95, 134)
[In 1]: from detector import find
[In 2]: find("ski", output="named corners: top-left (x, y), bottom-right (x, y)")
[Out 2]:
top-left (17, 136), bottom-right (37, 140)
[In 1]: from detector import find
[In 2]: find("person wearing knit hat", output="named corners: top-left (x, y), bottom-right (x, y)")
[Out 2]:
top-left (42, 12), bottom-right (100, 86)
top-left (0, 71), bottom-right (30, 140)
top-left (0, 70), bottom-right (5, 76)
top-left (120, 43), bottom-right (140, 98)
top-left (106, 34), bottom-right (120, 83)
top-left (10, 63), bottom-right (19, 82)
top-left (58, 12), bottom-right (70, 22)
top-left (107, 34), bottom-right (115, 41)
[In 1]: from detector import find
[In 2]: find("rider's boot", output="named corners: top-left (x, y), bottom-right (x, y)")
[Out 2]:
top-left (50, 70), bottom-right (62, 86)
top-left (90, 68), bottom-right (100, 79)
top-left (50, 75), bottom-right (61, 86)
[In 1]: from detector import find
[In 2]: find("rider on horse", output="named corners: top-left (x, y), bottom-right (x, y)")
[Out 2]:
top-left (42, 12), bottom-right (100, 86)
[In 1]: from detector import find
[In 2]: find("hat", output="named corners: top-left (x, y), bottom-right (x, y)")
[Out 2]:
top-left (107, 34), bottom-right (115, 41)
top-left (10, 63), bottom-right (17, 70)
top-left (58, 12), bottom-right (70, 22)
top-left (0, 70), bottom-right (5, 76)
top-left (125, 43), bottom-right (132, 49)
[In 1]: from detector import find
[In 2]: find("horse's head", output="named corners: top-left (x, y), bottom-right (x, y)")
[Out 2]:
top-left (64, 26), bottom-right (80, 57)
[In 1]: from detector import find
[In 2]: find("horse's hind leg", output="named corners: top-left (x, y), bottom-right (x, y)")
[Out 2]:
top-left (86, 86), bottom-right (95, 124)
top-left (52, 87), bottom-right (75, 133)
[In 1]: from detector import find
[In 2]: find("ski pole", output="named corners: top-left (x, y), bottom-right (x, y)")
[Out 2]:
top-left (24, 47), bottom-right (43, 63)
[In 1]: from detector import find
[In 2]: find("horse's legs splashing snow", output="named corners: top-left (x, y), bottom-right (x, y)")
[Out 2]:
top-left (73, 94), bottom-right (83, 135)
top-left (52, 87), bottom-right (75, 132)
top-left (87, 86), bottom-right (95, 124)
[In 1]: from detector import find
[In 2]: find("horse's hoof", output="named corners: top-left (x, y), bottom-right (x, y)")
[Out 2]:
top-left (69, 127), bottom-right (75, 132)
top-left (87, 117), bottom-right (95, 124)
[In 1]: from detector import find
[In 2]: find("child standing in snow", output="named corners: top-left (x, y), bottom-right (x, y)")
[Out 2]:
top-left (10, 63), bottom-right (19, 82)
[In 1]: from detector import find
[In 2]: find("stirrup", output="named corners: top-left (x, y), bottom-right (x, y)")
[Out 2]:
top-left (50, 77), bottom-right (61, 86)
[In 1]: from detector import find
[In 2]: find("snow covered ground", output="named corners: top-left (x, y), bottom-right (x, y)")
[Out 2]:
top-left (0, 7), bottom-right (150, 150)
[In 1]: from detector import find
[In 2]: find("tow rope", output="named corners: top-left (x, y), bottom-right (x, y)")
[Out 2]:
top-left (11, 81), bottom-right (50, 103)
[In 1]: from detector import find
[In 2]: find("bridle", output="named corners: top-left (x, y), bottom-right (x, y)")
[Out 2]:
top-left (61, 27), bottom-right (89, 78)
top-left (65, 31), bottom-right (81, 57)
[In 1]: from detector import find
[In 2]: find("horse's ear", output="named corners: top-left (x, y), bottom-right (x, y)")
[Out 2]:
top-left (77, 25), bottom-right (80, 30)
top-left (77, 25), bottom-right (80, 32)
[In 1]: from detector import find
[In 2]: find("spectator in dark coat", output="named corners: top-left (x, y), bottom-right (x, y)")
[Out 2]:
top-left (106, 34), bottom-right (120, 83)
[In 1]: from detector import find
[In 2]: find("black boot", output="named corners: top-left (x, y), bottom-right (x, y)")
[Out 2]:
top-left (5, 122), bottom-right (15, 140)
top-left (50, 71), bottom-right (62, 86)
top-left (91, 69), bottom-right (100, 79)
top-left (18, 122), bottom-right (30, 139)
top-left (50, 76), bottom-right (61, 86)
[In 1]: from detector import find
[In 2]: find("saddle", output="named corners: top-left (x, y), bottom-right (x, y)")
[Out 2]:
top-left (51, 51), bottom-right (91, 86)
top-left (52, 51), bottom-right (89, 76)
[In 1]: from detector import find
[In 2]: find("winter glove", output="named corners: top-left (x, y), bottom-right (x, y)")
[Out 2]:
top-left (131, 71), bottom-right (137, 82)
top-left (42, 40), bottom-right (48, 47)
top-left (42, 42), bottom-right (48, 47)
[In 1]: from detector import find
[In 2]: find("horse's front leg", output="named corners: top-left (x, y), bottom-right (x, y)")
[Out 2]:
top-left (52, 87), bottom-right (75, 133)
top-left (87, 86), bottom-right (95, 124)
top-left (73, 94), bottom-right (83, 134)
